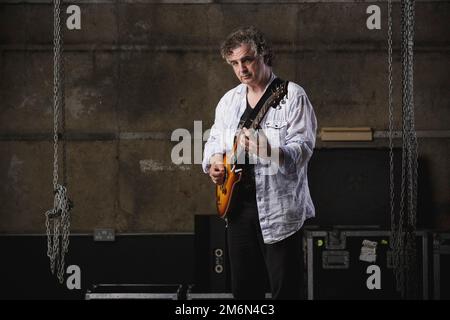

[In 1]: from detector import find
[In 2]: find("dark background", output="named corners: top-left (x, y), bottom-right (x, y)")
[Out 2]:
top-left (0, 1), bottom-right (448, 299)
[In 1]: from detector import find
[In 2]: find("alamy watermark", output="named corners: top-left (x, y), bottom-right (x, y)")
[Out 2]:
top-left (171, 121), bottom-right (283, 175)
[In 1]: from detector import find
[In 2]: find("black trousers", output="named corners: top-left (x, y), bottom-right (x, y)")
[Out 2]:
top-left (226, 183), bottom-right (304, 300)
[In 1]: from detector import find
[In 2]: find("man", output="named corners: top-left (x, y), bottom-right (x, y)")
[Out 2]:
top-left (202, 26), bottom-right (317, 300)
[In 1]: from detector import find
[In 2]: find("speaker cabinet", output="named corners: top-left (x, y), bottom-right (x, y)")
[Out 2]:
top-left (194, 215), bottom-right (231, 293)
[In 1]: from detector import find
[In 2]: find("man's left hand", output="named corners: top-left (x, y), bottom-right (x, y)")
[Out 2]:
top-left (239, 127), bottom-right (272, 159)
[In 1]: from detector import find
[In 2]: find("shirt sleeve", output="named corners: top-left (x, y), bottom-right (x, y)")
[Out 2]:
top-left (202, 98), bottom-right (227, 174)
top-left (279, 93), bottom-right (317, 175)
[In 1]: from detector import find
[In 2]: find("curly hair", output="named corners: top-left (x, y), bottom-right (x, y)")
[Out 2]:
top-left (220, 26), bottom-right (274, 67)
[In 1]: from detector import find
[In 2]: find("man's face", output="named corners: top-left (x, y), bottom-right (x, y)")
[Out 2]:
top-left (226, 43), bottom-right (266, 86)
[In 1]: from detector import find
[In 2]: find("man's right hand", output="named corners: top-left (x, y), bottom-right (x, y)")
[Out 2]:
top-left (209, 154), bottom-right (225, 185)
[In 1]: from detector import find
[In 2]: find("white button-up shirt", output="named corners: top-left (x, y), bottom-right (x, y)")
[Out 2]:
top-left (202, 75), bottom-right (317, 244)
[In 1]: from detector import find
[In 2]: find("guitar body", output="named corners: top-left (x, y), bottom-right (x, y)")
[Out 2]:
top-left (216, 153), bottom-right (242, 219)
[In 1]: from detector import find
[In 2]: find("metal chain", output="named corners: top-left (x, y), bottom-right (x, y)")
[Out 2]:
top-left (52, 0), bottom-right (61, 191)
top-left (45, 0), bottom-right (72, 285)
top-left (395, 0), bottom-right (408, 296)
top-left (57, 185), bottom-right (71, 283)
top-left (390, 0), bottom-right (405, 296)
top-left (387, 0), bottom-right (404, 294)
top-left (389, 0), bottom-right (418, 299)
top-left (406, 0), bottom-right (419, 298)
top-left (388, 0), bottom-right (396, 254)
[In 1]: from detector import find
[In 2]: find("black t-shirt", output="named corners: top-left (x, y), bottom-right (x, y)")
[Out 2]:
top-left (238, 99), bottom-right (256, 191)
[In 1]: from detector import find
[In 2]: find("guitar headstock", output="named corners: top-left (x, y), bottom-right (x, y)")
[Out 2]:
top-left (249, 81), bottom-right (289, 130)
top-left (267, 81), bottom-right (288, 109)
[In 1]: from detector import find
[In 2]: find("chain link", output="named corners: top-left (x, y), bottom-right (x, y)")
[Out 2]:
top-left (45, 0), bottom-right (72, 285)
top-left (53, 0), bottom-right (61, 191)
top-left (388, 0), bottom-right (395, 252)
top-left (389, 0), bottom-right (419, 299)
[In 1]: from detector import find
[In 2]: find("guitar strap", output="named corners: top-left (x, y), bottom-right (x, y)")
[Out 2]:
top-left (237, 77), bottom-right (285, 131)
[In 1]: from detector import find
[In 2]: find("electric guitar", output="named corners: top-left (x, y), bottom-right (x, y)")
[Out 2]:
top-left (216, 81), bottom-right (288, 219)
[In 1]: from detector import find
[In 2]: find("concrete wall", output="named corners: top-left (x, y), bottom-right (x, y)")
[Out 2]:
top-left (0, 1), bottom-right (449, 233)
